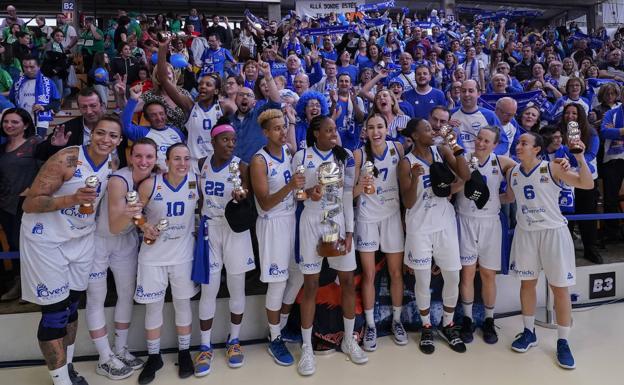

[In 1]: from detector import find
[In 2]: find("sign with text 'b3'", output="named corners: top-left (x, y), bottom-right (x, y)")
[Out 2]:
top-left (589, 272), bottom-right (616, 299)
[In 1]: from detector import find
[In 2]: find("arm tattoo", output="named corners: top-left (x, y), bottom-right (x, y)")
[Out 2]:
top-left (66, 155), bottom-right (78, 168)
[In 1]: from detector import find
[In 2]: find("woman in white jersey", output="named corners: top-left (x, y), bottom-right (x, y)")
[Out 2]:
top-left (86, 138), bottom-right (158, 380)
top-left (507, 132), bottom-right (592, 370)
top-left (455, 126), bottom-right (517, 345)
top-left (353, 114), bottom-right (407, 351)
top-left (134, 143), bottom-right (199, 384)
top-left (156, 37), bottom-right (234, 165)
top-left (397, 118), bottom-right (470, 355)
top-left (292, 115), bottom-right (367, 376)
top-left (250, 109), bottom-right (305, 366)
top-left (193, 120), bottom-right (255, 376)
top-left (20, 115), bottom-right (122, 385)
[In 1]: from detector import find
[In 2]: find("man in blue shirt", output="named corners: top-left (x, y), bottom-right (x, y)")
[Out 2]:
top-left (402, 65), bottom-right (447, 120)
top-left (200, 33), bottom-right (235, 79)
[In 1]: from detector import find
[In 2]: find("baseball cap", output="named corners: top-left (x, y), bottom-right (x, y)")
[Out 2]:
top-left (464, 170), bottom-right (490, 209)
top-left (388, 77), bottom-right (404, 87)
top-left (429, 162), bottom-right (455, 197)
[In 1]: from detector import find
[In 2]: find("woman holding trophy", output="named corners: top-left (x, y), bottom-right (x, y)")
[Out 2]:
top-left (134, 143), bottom-right (199, 384)
top-left (292, 115), bottom-right (368, 377)
top-left (86, 138), bottom-right (159, 380)
top-left (250, 109), bottom-right (305, 366)
top-left (353, 113), bottom-right (407, 352)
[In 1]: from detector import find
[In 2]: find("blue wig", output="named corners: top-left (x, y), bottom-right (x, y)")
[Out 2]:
top-left (296, 90), bottom-right (329, 122)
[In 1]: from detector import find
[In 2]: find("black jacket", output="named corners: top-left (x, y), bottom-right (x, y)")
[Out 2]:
top-left (513, 59), bottom-right (536, 82)
top-left (110, 56), bottom-right (140, 85)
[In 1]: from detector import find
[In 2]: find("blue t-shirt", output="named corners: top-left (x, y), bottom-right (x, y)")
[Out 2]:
top-left (402, 88), bottom-right (447, 119)
top-left (200, 47), bottom-right (234, 78)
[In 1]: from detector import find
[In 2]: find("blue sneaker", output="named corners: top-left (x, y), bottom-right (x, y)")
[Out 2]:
top-left (193, 345), bottom-right (213, 377)
top-left (268, 336), bottom-right (294, 366)
top-left (511, 328), bottom-right (538, 353)
top-left (280, 327), bottom-right (302, 343)
top-left (556, 339), bottom-right (576, 369)
top-left (225, 337), bottom-right (244, 368)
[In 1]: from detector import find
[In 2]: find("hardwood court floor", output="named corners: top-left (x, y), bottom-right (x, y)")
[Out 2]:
top-left (2, 302), bottom-right (622, 385)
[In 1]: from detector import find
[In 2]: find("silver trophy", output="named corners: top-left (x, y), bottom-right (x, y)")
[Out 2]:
top-left (157, 31), bottom-right (187, 42)
top-left (363, 161), bottom-right (376, 194)
top-left (470, 156), bottom-right (479, 170)
top-left (567, 121), bottom-right (582, 154)
top-left (295, 164), bottom-right (307, 201)
top-left (126, 191), bottom-right (145, 226)
top-left (79, 175), bottom-right (100, 214)
top-left (316, 161), bottom-right (346, 257)
top-left (439, 125), bottom-right (464, 156)
top-left (144, 218), bottom-right (169, 245)
top-left (228, 160), bottom-right (245, 197)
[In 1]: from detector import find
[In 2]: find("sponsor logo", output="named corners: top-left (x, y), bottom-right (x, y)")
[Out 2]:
top-left (540, 175), bottom-right (549, 183)
top-left (356, 236), bottom-right (378, 249)
top-left (247, 257), bottom-right (255, 265)
top-left (270, 168), bottom-right (278, 177)
top-left (60, 207), bottom-right (88, 219)
top-left (392, 157), bottom-right (398, 165)
top-left (567, 272), bottom-right (574, 280)
top-left (512, 179), bottom-right (518, 186)
top-left (520, 205), bottom-right (546, 215)
top-left (32, 223), bottom-right (44, 234)
top-left (307, 161), bottom-right (315, 169)
top-left (188, 191), bottom-right (196, 200)
top-left (135, 285), bottom-right (166, 300)
top-left (269, 263), bottom-right (287, 276)
top-left (89, 270), bottom-right (107, 280)
top-left (303, 261), bottom-right (322, 270)
top-left (36, 282), bottom-right (69, 299)
top-left (154, 193), bottom-right (163, 201)
top-left (460, 255), bottom-right (477, 264)
top-left (407, 251), bottom-right (431, 265)
top-left (73, 168), bottom-right (82, 178)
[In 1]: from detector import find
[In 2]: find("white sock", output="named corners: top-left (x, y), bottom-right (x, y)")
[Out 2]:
top-left (279, 313), bottom-right (290, 329)
top-left (523, 315), bottom-right (535, 331)
top-left (301, 326), bottom-right (313, 346)
top-left (484, 306), bottom-right (495, 319)
top-left (269, 323), bottom-right (281, 341)
top-left (462, 302), bottom-right (473, 320)
top-left (66, 344), bottom-right (75, 363)
top-left (343, 317), bottom-right (355, 338)
top-left (420, 312), bottom-right (431, 327)
top-left (442, 310), bottom-right (454, 327)
top-left (557, 325), bottom-right (571, 340)
top-left (93, 335), bottom-right (114, 364)
top-left (229, 323), bottom-right (241, 341)
top-left (364, 309), bottom-right (375, 327)
top-left (392, 306), bottom-right (402, 323)
top-left (200, 329), bottom-right (212, 348)
top-left (114, 329), bottom-right (129, 354)
top-left (178, 334), bottom-right (191, 351)
top-left (49, 364), bottom-right (72, 385)
top-left (147, 338), bottom-right (160, 355)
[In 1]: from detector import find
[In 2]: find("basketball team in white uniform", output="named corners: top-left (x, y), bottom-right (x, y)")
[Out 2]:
top-left (18, 101), bottom-right (593, 385)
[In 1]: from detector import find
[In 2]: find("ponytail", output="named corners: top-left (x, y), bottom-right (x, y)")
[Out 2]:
top-left (363, 140), bottom-right (380, 177)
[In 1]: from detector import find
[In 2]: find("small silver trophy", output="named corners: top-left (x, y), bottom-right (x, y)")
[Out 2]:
top-left (126, 191), bottom-right (145, 226)
top-left (439, 124), bottom-right (464, 156)
top-left (228, 160), bottom-right (245, 197)
top-left (316, 161), bottom-right (346, 257)
top-left (470, 155), bottom-right (479, 170)
top-left (79, 175), bottom-right (100, 214)
top-left (567, 121), bottom-right (582, 154)
top-left (295, 164), bottom-right (307, 201)
top-left (363, 161), bottom-right (375, 194)
top-left (157, 31), bottom-right (187, 42)
top-left (144, 218), bottom-right (169, 245)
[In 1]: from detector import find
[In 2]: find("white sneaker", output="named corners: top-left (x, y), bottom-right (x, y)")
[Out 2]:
top-left (115, 346), bottom-right (144, 370)
top-left (392, 321), bottom-right (409, 345)
top-left (96, 354), bottom-right (133, 380)
top-left (340, 333), bottom-right (368, 365)
top-left (297, 344), bottom-right (316, 376)
top-left (362, 325), bottom-right (377, 352)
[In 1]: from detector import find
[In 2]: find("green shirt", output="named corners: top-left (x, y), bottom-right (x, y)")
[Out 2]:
top-left (0, 68), bottom-right (13, 93)
top-left (169, 19), bottom-right (182, 33)
top-left (79, 28), bottom-right (104, 54)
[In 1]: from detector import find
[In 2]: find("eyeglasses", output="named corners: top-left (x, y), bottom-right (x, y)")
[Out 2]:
top-left (237, 92), bottom-right (254, 98)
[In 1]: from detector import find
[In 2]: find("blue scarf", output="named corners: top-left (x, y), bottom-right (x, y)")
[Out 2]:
top-left (191, 215), bottom-right (211, 284)
top-left (14, 71), bottom-right (53, 122)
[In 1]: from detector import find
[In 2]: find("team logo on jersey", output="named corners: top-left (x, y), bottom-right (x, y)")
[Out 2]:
top-left (540, 175), bottom-right (549, 183)
top-left (154, 192), bottom-right (163, 201)
top-left (491, 159), bottom-right (497, 166)
top-left (189, 181), bottom-right (197, 189)
top-left (268, 263), bottom-right (287, 276)
top-left (108, 161), bottom-right (112, 169)
top-left (307, 161), bottom-right (315, 169)
top-left (188, 191), bottom-right (196, 200)
top-left (392, 157), bottom-right (398, 165)
top-left (356, 236), bottom-right (377, 249)
top-left (36, 282), bottom-right (69, 299)
top-left (135, 285), bottom-right (166, 300)
top-left (169, 134), bottom-right (180, 141)
top-left (73, 168), bottom-right (83, 178)
top-left (512, 179), bottom-right (518, 186)
top-left (512, 172), bottom-right (518, 177)
top-left (429, 99), bottom-right (435, 103)
top-left (492, 168), bottom-right (498, 175)
top-left (270, 168), bottom-right (278, 176)
top-left (540, 166), bottom-right (548, 174)
top-left (32, 223), bottom-right (44, 234)
top-left (247, 257), bottom-right (254, 266)
top-left (390, 148), bottom-right (396, 156)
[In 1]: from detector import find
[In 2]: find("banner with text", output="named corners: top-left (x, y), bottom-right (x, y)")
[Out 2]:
top-left (296, 0), bottom-right (364, 19)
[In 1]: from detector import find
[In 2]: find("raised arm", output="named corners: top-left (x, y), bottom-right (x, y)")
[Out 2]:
top-left (157, 38), bottom-right (195, 114)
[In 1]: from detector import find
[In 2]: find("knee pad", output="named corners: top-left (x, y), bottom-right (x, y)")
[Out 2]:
top-left (145, 299), bottom-right (164, 330)
top-left (283, 270), bottom-right (304, 305)
top-left (226, 273), bottom-right (246, 315)
top-left (38, 299), bottom-right (71, 341)
top-left (68, 290), bottom-right (83, 323)
top-left (172, 298), bottom-right (192, 327)
top-left (199, 274), bottom-right (220, 320)
top-left (265, 282), bottom-right (287, 312)
top-left (414, 269), bottom-right (432, 311)
top-left (441, 269), bottom-right (460, 308)
top-left (112, 275), bottom-right (135, 324)
top-left (86, 280), bottom-right (108, 330)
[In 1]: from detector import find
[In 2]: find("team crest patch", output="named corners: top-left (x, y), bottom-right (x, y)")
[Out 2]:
top-left (307, 154), bottom-right (313, 159)
top-left (390, 148), bottom-right (396, 156)
top-left (108, 161), bottom-right (112, 169)
top-left (156, 184), bottom-right (162, 190)
top-left (491, 159), bottom-right (497, 166)
top-left (188, 191), bottom-right (196, 200)
top-left (512, 172), bottom-right (518, 177)
top-left (540, 175), bottom-right (549, 183)
top-left (188, 181), bottom-right (197, 189)
top-left (540, 166), bottom-right (548, 174)
top-left (492, 168), bottom-right (498, 175)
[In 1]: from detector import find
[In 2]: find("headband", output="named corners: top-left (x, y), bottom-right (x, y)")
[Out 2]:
top-left (211, 124), bottom-right (236, 138)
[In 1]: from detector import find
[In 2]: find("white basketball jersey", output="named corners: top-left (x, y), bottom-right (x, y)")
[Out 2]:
top-left (95, 167), bottom-right (135, 237)
top-left (254, 146), bottom-right (296, 219)
top-left (138, 173), bottom-right (198, 265)
top-left (404, 146), bottom-right (455, 234)
top-left (186, 102), bottom-right (223, 161)
top-left (356, 141), bottom-right (401, 223)
top-left (145, 127), bottom-right (185, 171)
top-left (22, 146), bottom-right (113, 242)
top-left (510, 160), bottom-right (567, 231)
top-left (456, 154), bottom-right (504, 218)
top-left (200, 156), bottom-right (241, 224)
